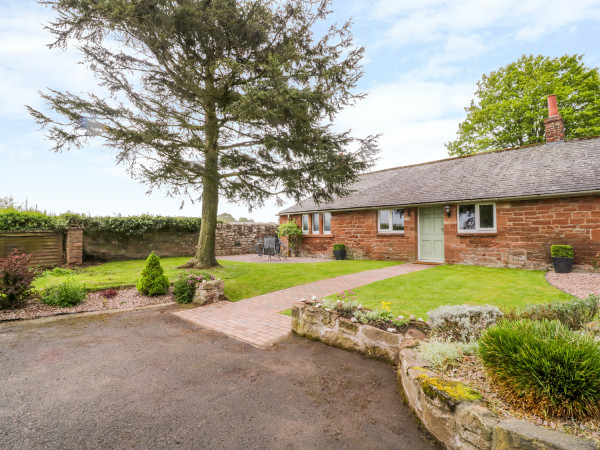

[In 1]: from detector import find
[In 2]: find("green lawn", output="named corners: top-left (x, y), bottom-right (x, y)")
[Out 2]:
top-left (332, 265), bottom-right (573, 319)
top-left (33, 258), bottom-right (402, 301)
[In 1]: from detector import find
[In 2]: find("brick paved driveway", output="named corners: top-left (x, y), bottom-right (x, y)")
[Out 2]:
top-left (174, 263), bottom-right (431, 346)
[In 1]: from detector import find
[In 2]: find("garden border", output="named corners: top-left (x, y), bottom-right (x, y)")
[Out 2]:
top-left (291, 301), bottom-right (596, 450)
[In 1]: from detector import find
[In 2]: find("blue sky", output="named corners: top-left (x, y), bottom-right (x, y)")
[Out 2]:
top-left (2, 0), bottom-right (600, 222)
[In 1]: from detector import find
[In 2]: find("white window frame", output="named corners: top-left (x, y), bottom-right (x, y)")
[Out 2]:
top-left (323, 212), bottom-right (332, 234)
top-left (301, 214), bottom-right (309, 234)
top-left (312, 213), bottom-right (320, 234)
top-left (457, 203), bottom-right (497, 233)
top-left (377, 208), bottom-right (405, 234)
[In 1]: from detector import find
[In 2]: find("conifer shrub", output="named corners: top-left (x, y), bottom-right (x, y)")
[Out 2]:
top-left (41, 278), bottom-right (87, 307)
top-left (479, 319), bottom-right (600, 419)
top-left (0, 250), bottom-right (36, 309)
top-left (136, 252), bottom-right (169, 296)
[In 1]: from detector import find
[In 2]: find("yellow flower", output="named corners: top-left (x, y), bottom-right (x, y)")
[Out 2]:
top-left (381, 301), bottom-right (391, 311)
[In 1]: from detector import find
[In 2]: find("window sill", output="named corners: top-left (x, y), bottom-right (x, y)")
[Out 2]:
top-left (305, 234), bottom-right (334, 238)
top-left (376, 232), bottom-right (405, 237)
top-left (457, 232), bottom-right (497, 237)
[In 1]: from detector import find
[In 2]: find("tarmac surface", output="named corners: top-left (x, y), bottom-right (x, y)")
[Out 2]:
top-left (0, 305), bottom-right (438, 449)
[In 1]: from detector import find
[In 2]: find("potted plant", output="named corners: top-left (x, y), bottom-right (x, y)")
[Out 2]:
top-left (333, 243), bottom-right (347, 260)
top-left (551, 245), bottom-right (574, 273)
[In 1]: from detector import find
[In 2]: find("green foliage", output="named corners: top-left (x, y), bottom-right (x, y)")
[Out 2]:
top-left (551, 244), bottom-right (574, 258)
top-left (419, 339), bottom-right (479, 372)
top-left (506, 296), bottom-right (598, 330)
top-left (0, 250), bottom-right (37, 309)
top-left (40, 267), bottom-right (83, 277)
top-left (136, 252), bottom-right (169, 296)
top-left (352, 308), bottom-right (393, 326)
top-left (0, 210), bottom-right (202, 235)
top-left (277, 221), bottom-right (303, 252)
top-left (333, 243), bottom-right (346, 251)
top-left (173, 272), bottom-right (213, 304)
top-left (30, 0), bottom-right (379, 266)
top-left (41, 278), bottom-right (87, 307)
top-left (446, 54), bottom-right (600, 156)
top-left (479, 319), bottom-right (600, 419)
top-left (217, 213), bottom-right (236, 223)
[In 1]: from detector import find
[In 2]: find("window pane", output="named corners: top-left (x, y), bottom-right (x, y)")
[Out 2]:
top-left (302, 215), bottom-right (309, 231)
top-left (312, 213), bottom-right (320, 233)
top-left (323, 213), bottom-right (331, 232)
top-left (392, 209), bottom-right (404, 231)
top-left (479, 204), bottom-right (494, 229)
top-left (379, 210), bottom-right (389, 230)
top-left (458, 204), bottom-right (475, 230)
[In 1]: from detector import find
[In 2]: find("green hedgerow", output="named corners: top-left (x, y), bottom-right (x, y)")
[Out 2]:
top-left (136, 252), bottom-right (169, 296)
top-left (41, 278), bottom-right (87, 307)
top-left (479, 319), bottom-right (600, 420)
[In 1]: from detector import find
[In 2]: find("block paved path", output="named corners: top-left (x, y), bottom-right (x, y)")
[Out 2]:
top-left (174, 263), bottom-right (432, 347)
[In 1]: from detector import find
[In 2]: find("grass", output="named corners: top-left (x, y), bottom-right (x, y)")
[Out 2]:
top-left (33, 258), bottom-right (402, 301)
top-left (336, 265), bottom-right (573, 319)
top-left (279, 309), bottom-right (292, 316)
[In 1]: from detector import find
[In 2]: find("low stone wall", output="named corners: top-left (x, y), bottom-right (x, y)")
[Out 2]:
top-left (292, 302), bottom-right (595, 450)
top-left (398, 348), bottom-right (595, 450)
top-left (83, 222), bottom-right (278, 261)
top-left (291, 301), bottom-right (422, 364)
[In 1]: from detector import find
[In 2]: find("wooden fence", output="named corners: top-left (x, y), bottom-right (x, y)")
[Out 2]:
top-left (0, 231), bottom-right (64, 266)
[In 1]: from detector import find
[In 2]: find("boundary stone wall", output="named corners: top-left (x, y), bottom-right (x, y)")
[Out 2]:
top-left (83, 222), bottom-right (278, 261)
top-left (292, 302), bottom-right (596, 450)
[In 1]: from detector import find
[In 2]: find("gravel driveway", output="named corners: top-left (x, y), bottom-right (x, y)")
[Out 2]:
top-left (546, 272), bottom-right (600, 299)
top-left (0, 305), bottom-right (437, 449)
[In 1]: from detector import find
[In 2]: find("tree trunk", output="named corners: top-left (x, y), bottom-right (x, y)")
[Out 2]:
top-left (188, 83), bottom-right (221, 268)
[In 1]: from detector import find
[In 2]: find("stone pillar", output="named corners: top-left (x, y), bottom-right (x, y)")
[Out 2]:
top-left (66, 227), bottom-right (83, 265)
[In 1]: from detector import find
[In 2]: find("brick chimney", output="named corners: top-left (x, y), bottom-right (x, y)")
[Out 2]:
top-left (544, 94), bottom-right (564, 143)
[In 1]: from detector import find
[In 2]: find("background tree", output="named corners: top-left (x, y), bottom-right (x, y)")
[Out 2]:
top-left (446, 54), bottom-right (600, 156)
top-left (216, 212), bottom-right (236, 223)
top-left (29, 0), bottom-right (378, 268)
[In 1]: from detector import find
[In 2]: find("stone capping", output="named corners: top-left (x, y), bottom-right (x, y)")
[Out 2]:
top-left (192, 280), bottom-right (226, 306)
top-left (291, 302), bottom-right (595, 450)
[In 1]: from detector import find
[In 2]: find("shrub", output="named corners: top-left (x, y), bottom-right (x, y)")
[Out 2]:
top-left (479, 319), bottom-right (600, 419)
top-left (506, 296), bottom-right (598, 330)
top-left (277, 221), bottom-right (303, 252)
top-left (41, 278), bottom-right (87, 307)
top-left (0, 250), bottom-right (36, 309)
top-left (353, 308), bottom-right (393, 326)
top-left (418, 339), bottom-right (479, 372)
top-left (551, 244), bottom-right (573, 258)
top-left (427, 304), bottom-right (503, 342)
top-left (173, 272), bottom-right (213, 304)
top-left (136, 252), bottom-right (169, 296)
top-left (332, 243), bottom-right (346, 251)
top-left (99, 289), bottom-right (118, 299)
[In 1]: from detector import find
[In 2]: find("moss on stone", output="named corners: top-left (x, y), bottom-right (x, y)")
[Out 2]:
top-left (417, 373), bottom-right (482, 411)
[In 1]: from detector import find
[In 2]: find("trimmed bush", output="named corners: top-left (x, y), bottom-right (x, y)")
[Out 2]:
top-left (551, 244), bottom-right (573, 258)
top-left (427, 304), bottom-right (503, 342)
top-left (332, 243), bottom-right (346, 251)
top-left (136, 252), bottom-right (169, 296)
top-left (0, 250), bottom-right (36, 309)
top-left (506, 296), bottom-right (598, 330)
top-left (41, 278), bottom-right (87, 307)
top-left (479, 319), bottom-right (600, 419)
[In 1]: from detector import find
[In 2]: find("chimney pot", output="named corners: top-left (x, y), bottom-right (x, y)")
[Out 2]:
top-left (547, 94), bottom-right (559, 117)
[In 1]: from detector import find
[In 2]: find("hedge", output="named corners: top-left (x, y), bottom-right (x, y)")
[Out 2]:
top-left (0, 209), bottom-right (204, 236)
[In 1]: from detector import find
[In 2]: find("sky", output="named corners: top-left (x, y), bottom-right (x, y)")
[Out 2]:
top-left (1, 0), bottom-right (600, 222)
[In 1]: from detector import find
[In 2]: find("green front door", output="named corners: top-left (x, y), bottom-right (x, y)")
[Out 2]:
top-left (419, 207), bottom-right (444, 262)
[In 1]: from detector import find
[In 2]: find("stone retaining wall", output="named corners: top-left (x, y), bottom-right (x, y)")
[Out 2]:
top-left (292, 302), bottom-right (595, 450)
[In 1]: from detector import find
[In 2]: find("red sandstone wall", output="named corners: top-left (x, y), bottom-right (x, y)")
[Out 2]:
top-left (284, 195), bottom-right (600, 269)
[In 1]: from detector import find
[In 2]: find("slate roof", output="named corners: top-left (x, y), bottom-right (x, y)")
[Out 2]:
top-left (279, 137), bottom-right (600, 215)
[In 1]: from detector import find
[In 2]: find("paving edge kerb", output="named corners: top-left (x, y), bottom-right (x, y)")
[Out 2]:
top-left (291, 302), bottom-right (597, 450)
